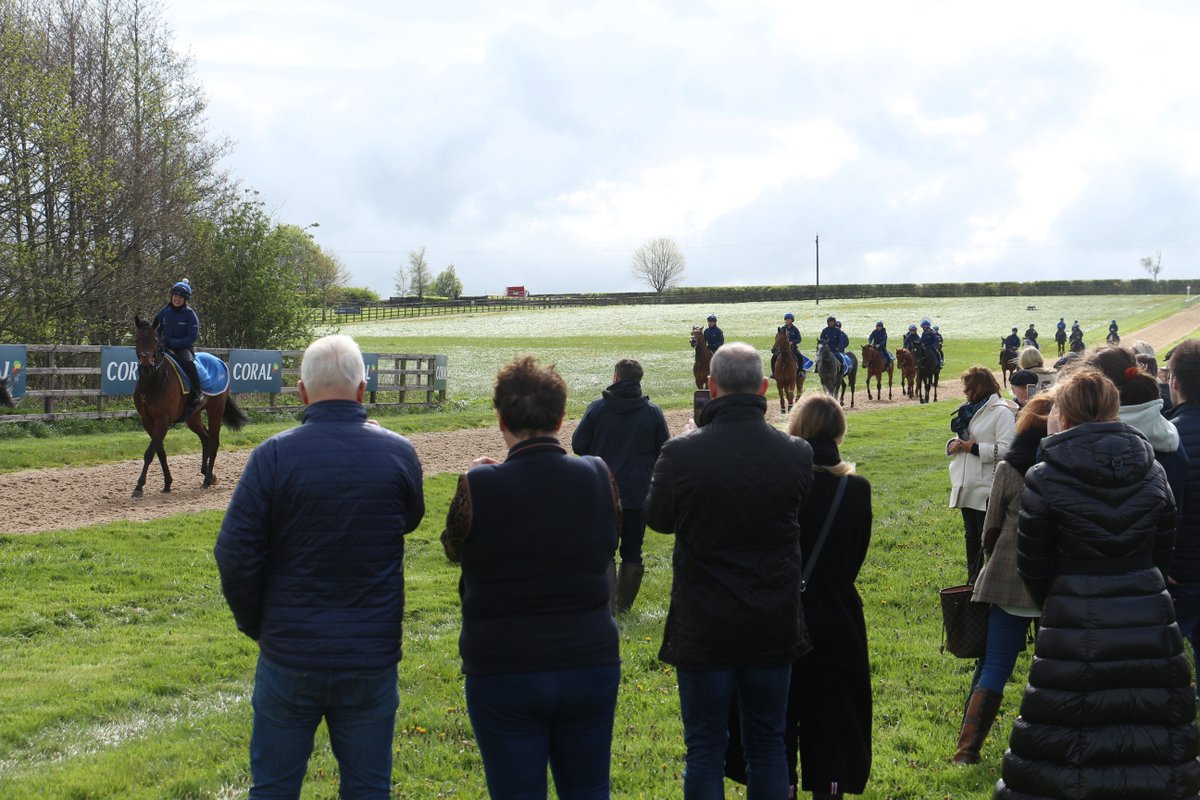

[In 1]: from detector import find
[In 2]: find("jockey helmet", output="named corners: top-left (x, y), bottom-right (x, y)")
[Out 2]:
top-left (921, 319), bottom-right (931, 327)
top-left (170, 279), bottom-right (192, 299)
top-left (908, 324), bottom-right (918, 331)
top-left (933, 326), bottom-right (939, 331)
top-left (1111, 319), bottom-right (1116, 324)
top-left (876, 320), bottom-right (883, 327)
top-left (707, 314), bottom-right (716, 321)
top-left (827, 315), bottom-right (836, 323)
top-left (784, 313), bottom-right (794, 320)
top-left (1012, 327), bottom-right (1018, 332)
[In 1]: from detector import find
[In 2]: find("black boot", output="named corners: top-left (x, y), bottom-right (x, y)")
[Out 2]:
top-left (179, 359), bottom-right (203, 421)
top-left (614, 563), bottom-right (645, 614)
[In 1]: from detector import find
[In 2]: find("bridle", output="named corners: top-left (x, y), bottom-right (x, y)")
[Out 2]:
top-left (137, 331), bottom-right (165, 375)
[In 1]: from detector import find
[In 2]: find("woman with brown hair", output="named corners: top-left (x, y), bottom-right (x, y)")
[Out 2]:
top-left (993, 369), bottom-right (1200, 799)
top-left (953, 392), bottom-right (1054, 765)
top-left (948, 366), bottom-right (1016, 583)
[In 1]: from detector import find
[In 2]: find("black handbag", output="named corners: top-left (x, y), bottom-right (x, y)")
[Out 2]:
top-left (939, 583), bottom-right (989, 658)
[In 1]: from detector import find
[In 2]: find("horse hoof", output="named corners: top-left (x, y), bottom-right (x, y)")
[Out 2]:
top-left (132, 488), bottom-right (143, 499)
top-left (161, 486), bottom-right (171, 494)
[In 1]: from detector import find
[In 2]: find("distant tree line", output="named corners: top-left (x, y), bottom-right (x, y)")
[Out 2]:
top-left (0, 0), bottom-right (355, 349)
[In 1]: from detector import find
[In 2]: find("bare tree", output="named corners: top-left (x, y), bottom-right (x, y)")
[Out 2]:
top-left (407, 246), bottom-right (433, 301)
top-left (1141, 250), bottom-right (1163, 282)
top-left (631, 237), bottom-right (686, 293)
top-left (393, 261), bottom-right (408, 299)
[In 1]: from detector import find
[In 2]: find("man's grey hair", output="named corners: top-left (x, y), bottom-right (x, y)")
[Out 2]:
top-left (1127, 339), bottom-right (1155, 357)
top-left (709, 342), bottom-right (763, 394)
top-left (301, 334), bottom-right (365, 396)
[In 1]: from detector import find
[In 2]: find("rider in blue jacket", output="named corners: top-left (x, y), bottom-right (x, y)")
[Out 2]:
top-left (920, 319), bottom-right (943, 367)
top-left (1004, 328), bottom-right (1021, 350)
top-left (868, 321), bottom-right (893, 366)
top-left (703, 314), bottom-right (724, 353)
top-left (771, 312), bottom-right (804, 377)
top-left (903, 324), bottom-right (920, 350)
top-left (156, 279), bottom-right (202, 417)
top-left (819, 316), bottom-right (844, 353)
top-left (1109, 319), bottom-right (1120, 341)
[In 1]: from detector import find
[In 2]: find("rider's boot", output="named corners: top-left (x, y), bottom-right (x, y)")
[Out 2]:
top-left (180, 359), bottom-right (203, 421)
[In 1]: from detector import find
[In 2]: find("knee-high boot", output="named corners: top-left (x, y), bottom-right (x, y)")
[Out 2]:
top-left (614, 563), bottom-right (645, 614)
top-left (953, 687), bottom-right (1003, 765)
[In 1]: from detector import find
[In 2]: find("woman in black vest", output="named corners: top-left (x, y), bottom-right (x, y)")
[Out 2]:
top-left (442, 356), bottom-right (621, 800)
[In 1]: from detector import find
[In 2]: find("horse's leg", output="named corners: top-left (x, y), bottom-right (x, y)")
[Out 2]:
top-left (155, 439), bottom-right (173, 493)
top-left (133, 437), bottom-right (159, 498)
top-left (887, 366), bottom-right (893, 400)
top-left (199, 396), bottom-right (227, 487)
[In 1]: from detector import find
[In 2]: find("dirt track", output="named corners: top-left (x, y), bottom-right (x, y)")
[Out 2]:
top-left (3, 305), bottom-right (1198, 534)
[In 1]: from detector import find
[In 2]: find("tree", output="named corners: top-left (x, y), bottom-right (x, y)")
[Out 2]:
top-left (407, 246), bottom-right (433, 301)
top-left (1141, 250), bottom-right (1163, 282)
top-left (631, 237), bottom-right (686, 293)
top-left (432, 264), bottom-right (463, 299)
top-left (393, 262), bottom-right (408, 298)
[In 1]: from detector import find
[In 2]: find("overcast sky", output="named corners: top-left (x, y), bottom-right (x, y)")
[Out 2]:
top-left (165, 0), bottom-right (1200, 297)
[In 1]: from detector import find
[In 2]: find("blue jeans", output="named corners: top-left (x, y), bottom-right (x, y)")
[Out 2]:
top-left (249, 654), bottom-right (399, 799)
top-left (677, 664), bottom-right (792, 800)
top-left (978, 606), bottom-right (1033, 693)
top-left (465, 664), bottom-right (620, 800)
top-left (619, 508), bottom-right (646, 564)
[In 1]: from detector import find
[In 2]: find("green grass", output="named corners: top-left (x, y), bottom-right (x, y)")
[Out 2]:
top-left (3, 402), bottom-right (1015, 799)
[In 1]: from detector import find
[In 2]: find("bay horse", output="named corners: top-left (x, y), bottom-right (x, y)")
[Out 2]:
top-left (771, 326), bottom-right (799, 415)
top-left (860, 345), bottom-right (893, 400)
top-left (132, 315), bottom-right (248, 497)
top-left (1055, 328), bottom-right (1067, 355)
top-left (816, 341), bottom-right (857, 408)
top-left (896, 347), bottom-right (918, 399)
top-left (912, 342), bottom-right (940, 404)
top-left (690, 326), bottom-right (712, 389)
top-left (999, 341), bottom-right (1019, 387)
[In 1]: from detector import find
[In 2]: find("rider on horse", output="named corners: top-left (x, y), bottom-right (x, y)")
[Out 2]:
top-left (868, 320), bottom-right (894, 367)
top-left (1108, 319), bottom-right (1119, 342)
top-left (819, 315), bottom-right (850, 371)
top-left (703, 314), bottom-right (724, 353)
top-left (1070, 319), bottom-right (1083, 344)
top-left (771, 312), bottom-right (806, 376)
top-left (1057, 317), bottom-right (1067, 334)
top-left (920, 319), bottom-right (943, 367)
top-left (1004, 328), bottom-right (1021, 351)
top-left (903, 323), bottom-right (920, 350)
top-left (156, 279), bottom-right (203, 418)
top-left (1024, 323), bottom-right (1039, 349)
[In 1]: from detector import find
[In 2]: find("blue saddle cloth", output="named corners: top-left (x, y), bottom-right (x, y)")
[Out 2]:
top-left (165, 352), bottom-right (229, 395)
top-left (800, 353), bottom-right (814, 371)
top-left (837, 352), bottom-right (852, 373)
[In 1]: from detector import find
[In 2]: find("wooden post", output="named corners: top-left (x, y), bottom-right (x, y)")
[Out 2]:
top-left (44, 349), bottom-right (55, 415)
top-left (398, 358), bottom-right (407, 404)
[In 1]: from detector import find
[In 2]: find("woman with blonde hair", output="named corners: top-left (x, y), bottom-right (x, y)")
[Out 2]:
top-left (1016, 346), bottom-right (1056, 396)
top-left (994, 369), bottom-right (1200, 798)
top-left (783, 394), bottom-right (873, 798)
top-left (953, 392), bottom-right (1054, 765)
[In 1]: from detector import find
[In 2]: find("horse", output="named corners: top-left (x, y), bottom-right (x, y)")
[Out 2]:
top-left (132, 315), bottom-right (248, 498)
top-left (690, 326), bottom-right (712, 389)
top-left (1107, 331), bottom-right (1121, 345)
top-left (1055, 328), bottom-right (1067, 355)
top-left (1070, 334), bottom-right (1085, 354)
top-left (771, 326), bottom-right (800, 415)
top-left (896, 347), bottom-right (918, 399)
top-left (999, 341), bottom-right (1019, 387)
top-left (860, 345), bottom-right (893, 401)
top-left (816, 341), bottom-right (857, 408)
top-left (912, 342), bottom-right (940, 404)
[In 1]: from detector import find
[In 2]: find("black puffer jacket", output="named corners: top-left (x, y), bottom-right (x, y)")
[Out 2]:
top-left (995, 421), bottom-right (1200, 800)
top-left (644, 392), bottom-right (814, 669)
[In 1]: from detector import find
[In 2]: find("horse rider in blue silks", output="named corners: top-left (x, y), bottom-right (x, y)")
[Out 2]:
top-left (1070, 319), bottom-right (1083, 345)
top-left (703, 314), bottom-right (724, 353)
top-left (919, 319), bottom-right (943, 367)
top-left (1004, 328), bottom-right (1021, 351)
top-left (1057, 317), bottom-right (1067, 333)
top-left (1024, 323), bottom-right (1039, 349)
top-left (155, 279), bottom-right (203, 418)
top-left (903, 323), bottom-right (920, 351)
top-left (868, 320), bottom-right (893, 367)
top-left (933, 325), bottom-right (944, 348)
top-left (819, 315), bottom-right (851, 373)
top-left (771, 312), bottom-right (810, 375)
top-left (1108, 319), bottom-right (1120, 343)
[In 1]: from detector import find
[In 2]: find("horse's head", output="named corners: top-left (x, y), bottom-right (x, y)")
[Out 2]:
top-left (690, 326), bottom-right (704, 348)
top-left (134, 315), bottom-right (164, 373)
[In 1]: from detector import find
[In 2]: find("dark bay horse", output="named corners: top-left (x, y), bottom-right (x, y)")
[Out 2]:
top-left (860, 345), bottom-right (893, 400)
top-left (912, 342), bottom-right (940, 404)
top-left (817, 342), bottom-right (857, 408)
top-left (896, 347), bottom-right (917, 399)
top-left (132, 315), bottom-right (248, 497)
top-left (771, 326), bottom-right (799, 415)
top-left (1055, 328), bottom-right (1067, 355)
top-left (690, 326), bottom-right (712, 389)
top-left (999, 341), bottom-right (1019, 387)
top-left (1070, 334), bottom-right (1085, 354)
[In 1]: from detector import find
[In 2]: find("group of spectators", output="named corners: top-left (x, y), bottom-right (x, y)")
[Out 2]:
top-left (947, 337), bottom-right (1200, 798)
top-left (213, 334), bottom-right (872, 799)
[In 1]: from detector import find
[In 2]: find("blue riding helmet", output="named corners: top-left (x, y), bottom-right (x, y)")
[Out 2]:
top-left (784, 313), bottom-right (794, 320)
top-left (826, 316), bottom-right (836, 322)
top-left (876, 320), bottom-right (883, 327)
top-left (933, 326), bottom-right (939, 331)
top-left (921, 319), bottom-right (931, 328)
top-left (908, 324), bottom-right (918, 331)
top-left (707, 314), bottom-right (716, 321)
top-left (170, 279), bottom-right (192, 299)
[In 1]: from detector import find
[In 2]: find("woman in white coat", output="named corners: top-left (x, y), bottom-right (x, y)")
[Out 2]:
top-left (947, 366), bottom-right (1016, 583)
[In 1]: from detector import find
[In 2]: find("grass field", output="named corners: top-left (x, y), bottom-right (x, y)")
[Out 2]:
top-left (1, 293), bottom-right (1196, 798)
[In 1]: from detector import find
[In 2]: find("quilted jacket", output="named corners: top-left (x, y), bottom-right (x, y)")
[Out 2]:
top-left (214, 400), bottom-right (425, 671)
top-left (995, 421), bottom-right (1200, 800)
top-left (644, 392), bottom-right (814, 669)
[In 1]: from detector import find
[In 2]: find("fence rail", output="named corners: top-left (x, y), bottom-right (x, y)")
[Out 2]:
top-left (0, 346), bottom-right (445, 423)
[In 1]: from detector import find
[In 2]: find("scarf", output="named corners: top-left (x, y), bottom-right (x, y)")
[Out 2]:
top-left (950, 396), bottom-right (989, 439)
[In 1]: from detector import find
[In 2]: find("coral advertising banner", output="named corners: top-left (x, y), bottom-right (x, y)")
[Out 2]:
top-left (228, 350), bottom-right (282, 393)
top-left (363, 353), bottom-right (379, 392)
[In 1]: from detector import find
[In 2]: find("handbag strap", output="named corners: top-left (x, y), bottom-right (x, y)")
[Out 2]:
top-left (800, 475), bottom-right (849, 592)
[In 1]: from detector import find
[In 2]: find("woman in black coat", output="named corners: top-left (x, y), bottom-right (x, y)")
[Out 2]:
top-left (994, 369), bottom-right (1200, 799)
top-left (787, 394), bottom-right (873, 798)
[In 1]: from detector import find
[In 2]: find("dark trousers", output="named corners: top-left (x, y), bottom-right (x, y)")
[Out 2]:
top-left (619, 508), bottom-right (646, 564)
top-left (962, 508), bottom-right (986, 584)
top-left (172, 347), bottom-right (201, 395)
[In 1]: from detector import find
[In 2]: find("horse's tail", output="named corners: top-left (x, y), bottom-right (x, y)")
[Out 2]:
top-left (224, 393), bottom-right (250, 430)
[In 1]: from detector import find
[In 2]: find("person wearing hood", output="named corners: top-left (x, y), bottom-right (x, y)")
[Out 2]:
top-left (948, 366), bottom-right (1017, 583)
top-left (573, 358), bottom-right (670, 613)
top-left (994, 369), bottom-right (1200, 799)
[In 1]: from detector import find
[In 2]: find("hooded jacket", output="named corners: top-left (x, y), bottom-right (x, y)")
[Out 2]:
top-left (572, 379), bottom-right (669, 510)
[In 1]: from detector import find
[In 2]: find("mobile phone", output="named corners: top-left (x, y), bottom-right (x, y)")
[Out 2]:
top-left (693, 390), bottom-right (711, 419)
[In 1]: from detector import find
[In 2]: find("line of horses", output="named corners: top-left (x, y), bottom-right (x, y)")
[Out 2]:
top-left (690, 327), bottom-right (942, 415)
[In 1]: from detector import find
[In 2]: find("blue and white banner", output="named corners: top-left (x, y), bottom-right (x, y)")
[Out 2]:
top-left (363, 353), bottom-right (379, 392)
top-left (229, 349), bottom-right (283, 393)
top-left (434, 355), bottom-right (448, 392)
top-left (101, 346), bottom-right (139, 396)
top-left (0, 344), bottom-right (28, 399)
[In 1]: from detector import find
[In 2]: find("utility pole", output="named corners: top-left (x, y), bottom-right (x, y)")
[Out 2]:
top-left (815, 233), bottom-right (820, 306)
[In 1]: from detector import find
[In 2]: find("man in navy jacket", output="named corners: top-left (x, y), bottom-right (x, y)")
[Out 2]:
top-left (1169, 339), bottom-right (1200, 658)
top-left (215, 333), bottom-right (424, 798)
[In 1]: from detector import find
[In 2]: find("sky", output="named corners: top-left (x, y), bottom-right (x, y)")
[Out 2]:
top-left (164, 0), bottom-right (1200, 298)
